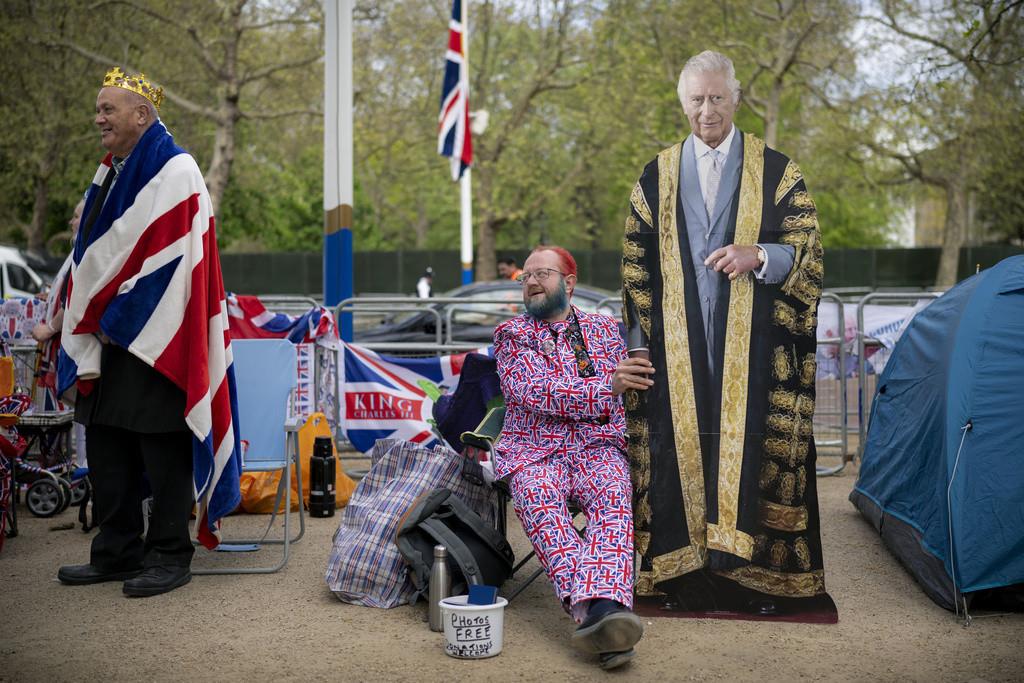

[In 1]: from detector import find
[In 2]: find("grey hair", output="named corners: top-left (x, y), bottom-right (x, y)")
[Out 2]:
top-left (123, 89), bottom-right (159, 122)
top-left (139, 97), bottom-right (159, 122)
top-left (677, 50), bottom-right (742, 106)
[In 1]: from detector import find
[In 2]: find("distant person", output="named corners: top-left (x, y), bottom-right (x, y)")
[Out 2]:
top-left (621, 50), bottom-right (827, 615)
top-left (497, 257), bottom-right (522, 281)
top-left (33, 199), bottom-right (85, 451)
top-left (416, 267), bottom-right (434, 298)
top-left (32, 198), bottom-right (84, 347)
top-left (493, 244), bottom-right (651, 669)
top-left (57, 67), bottom-right (239, 597)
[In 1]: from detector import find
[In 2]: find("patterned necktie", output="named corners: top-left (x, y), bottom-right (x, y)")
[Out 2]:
top-left (704, 149), bottom-right (721, 223)
top-left (547, 313), bottom-right (595, 378)
top-left (564, 313), bottom-right (596, 378)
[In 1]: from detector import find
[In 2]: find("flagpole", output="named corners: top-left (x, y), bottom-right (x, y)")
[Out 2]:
top-left (459, 1), bottom-right (473, 285)
top-left (324, 0), bottom-right (354, 340)
top-left (460, 171), bottom-right (473, 284)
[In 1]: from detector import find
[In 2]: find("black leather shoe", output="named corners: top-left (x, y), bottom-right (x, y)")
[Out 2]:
top-left (662, 570), bottom-right (722, 611)
top-left (598, 648), bottom-right (635, 670)
top-left (746, 598), bottom-right (780, 616)
top-left (122, 565), bottom-right (191, 597)
top-left (571, 602), bottom-right (644, 654)
top-left (58, 564), bottom-right (142, 586)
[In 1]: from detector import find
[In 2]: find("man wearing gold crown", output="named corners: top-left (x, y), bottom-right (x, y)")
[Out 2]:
top-left (56, 68), bottom-right (241, 597)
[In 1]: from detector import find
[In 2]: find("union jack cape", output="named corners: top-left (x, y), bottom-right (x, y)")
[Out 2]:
top-left (57, 121), bottom-right (241, 549)
top-left (438, 0), bottom-right (472, 180)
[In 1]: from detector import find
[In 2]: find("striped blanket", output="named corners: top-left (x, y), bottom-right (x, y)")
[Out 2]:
top-left (57, 122), bottom-right (240, 549)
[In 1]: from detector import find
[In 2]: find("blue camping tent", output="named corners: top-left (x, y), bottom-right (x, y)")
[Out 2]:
top-left (850, 255), bottom-right (1024, 611)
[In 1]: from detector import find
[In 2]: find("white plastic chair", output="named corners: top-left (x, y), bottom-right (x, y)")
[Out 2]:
top-left (193, 338), bottom-right (304, 574)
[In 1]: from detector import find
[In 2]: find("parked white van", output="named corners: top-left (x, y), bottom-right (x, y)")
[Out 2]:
top-left (0, 245), bottom-right (45, 299)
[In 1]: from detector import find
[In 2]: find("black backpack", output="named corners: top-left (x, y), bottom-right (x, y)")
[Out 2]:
top-left (395, 488), bottom-right (514, 603)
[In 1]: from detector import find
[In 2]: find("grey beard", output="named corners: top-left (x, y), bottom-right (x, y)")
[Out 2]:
top-left (525, 279), bottom-right (569, 320)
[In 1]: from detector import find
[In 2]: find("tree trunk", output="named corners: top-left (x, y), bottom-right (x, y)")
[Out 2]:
top-left (413, 202), bottom-right (429, 248)
top-left (28, 152), bottom-right (56, 254)
top-left (205, 108), bottom-right (237, 216)
top-left (764, 80), bottom-right (782, 149)
top-left (476, 214), bottom-right (497, 281)
top-left (935, 179), bottom-right (968, 287)
top-left (28, 172), bottom-right (50, 255)
top-left (474, 164), bottom-right (498, 280)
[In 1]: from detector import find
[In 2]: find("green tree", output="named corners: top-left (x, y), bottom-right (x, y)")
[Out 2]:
top-left (974, 108), bottom-right (1024, 244)
top-left (349, 0), bottom-right (460, 250)
top-left (56, 0), bottom-right (324, 214)
top-left (0, 1), bottom-right (111, 254)
top-left (854, 0), bottom-right (1024, 284)
top-left (722, 0), bottom-right (859, 150)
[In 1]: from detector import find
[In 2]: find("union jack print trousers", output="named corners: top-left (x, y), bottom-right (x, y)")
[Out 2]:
top-left (508, 444), bottom-right (634, 610)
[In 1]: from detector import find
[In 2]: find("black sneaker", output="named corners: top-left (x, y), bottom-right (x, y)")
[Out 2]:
top-left (599, 648), bottom-right (635, 670)
top-left (571, 600), bottom-right (644, 654)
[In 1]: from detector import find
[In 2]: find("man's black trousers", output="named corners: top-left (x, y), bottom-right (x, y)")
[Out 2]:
top-left (86, 425), bottom-right (194, 571)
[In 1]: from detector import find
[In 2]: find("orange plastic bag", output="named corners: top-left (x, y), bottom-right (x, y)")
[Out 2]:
top-left (0, 356), bottom-right (13, 397)
top-left (239, 412), bottom-right (357, 514)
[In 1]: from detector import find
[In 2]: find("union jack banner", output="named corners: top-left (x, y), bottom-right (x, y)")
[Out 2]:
top-left (340, 343), bottom-right (489, 453)
top-left (58, 121), bottom-right (240, 549)
top-left (0, 298), bottom-right (61, 411)
top-left (226, 293), bottom-right (338, 347)
top-left (0, 298), bottom-right (45, 342)
top-left (438, 0), bottom-right (473, 180)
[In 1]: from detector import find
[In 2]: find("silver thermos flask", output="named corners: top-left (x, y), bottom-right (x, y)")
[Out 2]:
top-left (428, 544), bottom-right (451, 632)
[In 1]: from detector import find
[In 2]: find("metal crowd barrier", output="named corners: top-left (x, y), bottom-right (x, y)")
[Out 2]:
top-left (332, 296), bottom-right (521, 462)
top-left (855, 291), bottom-right (941, 459)
top-left (258, 295), bottom-right (319, 318)
top-left (595, 295), bottom-right (623, 314)
top-left (815, 292), bottom-right (848, 476)
top-left (334, 296), bottom-right (524, 354)
top-left (334, 294), bottom-right (859, 476)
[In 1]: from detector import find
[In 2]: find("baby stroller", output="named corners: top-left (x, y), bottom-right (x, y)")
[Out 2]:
top-left (0, 341), bottom-right (87, 542)
top-left (14, 409), bottom-right (85, 518)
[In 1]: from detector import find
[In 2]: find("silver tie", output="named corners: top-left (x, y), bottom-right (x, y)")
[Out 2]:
top-left (704, 149), bottom-right (721, 223)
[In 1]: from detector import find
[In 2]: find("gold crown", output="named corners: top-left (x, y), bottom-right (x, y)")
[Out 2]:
top-left (102, 66), bottom-right (164, 112)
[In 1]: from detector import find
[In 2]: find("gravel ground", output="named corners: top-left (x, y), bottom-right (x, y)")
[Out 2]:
top-left (2, 456), bottom-right (1021, 682)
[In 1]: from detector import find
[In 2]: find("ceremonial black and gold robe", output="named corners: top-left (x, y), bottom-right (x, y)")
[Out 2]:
top-left (622, 133), bottom-right (826, 598)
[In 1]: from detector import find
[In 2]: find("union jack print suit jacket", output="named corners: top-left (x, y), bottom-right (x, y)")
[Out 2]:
top-left (492, 306), bottom-right (627, 480)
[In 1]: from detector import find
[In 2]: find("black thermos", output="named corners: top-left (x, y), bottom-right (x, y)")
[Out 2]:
top-left (309, 436), bottom-right (336, 518)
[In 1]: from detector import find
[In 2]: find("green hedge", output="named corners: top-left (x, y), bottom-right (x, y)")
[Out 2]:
top-left (221, 246), bottom-right (1024, 298)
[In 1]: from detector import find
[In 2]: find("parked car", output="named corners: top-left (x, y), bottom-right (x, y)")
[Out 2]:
top-left (353, 280), bottom-right (622, 352)
top-left (0, 245), bottom-right (45, 298)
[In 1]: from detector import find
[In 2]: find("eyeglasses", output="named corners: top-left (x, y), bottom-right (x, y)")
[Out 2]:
top-left (515, 268), bottom-right (566, 283)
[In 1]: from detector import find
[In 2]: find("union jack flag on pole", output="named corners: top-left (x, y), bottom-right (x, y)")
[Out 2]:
top-left (438, 0), bottom-right (473, 181)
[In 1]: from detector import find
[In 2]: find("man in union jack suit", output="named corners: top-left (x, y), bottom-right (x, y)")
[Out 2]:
top-left (493, 245), bottom-right (654, 670)
top-left (56, 68), bottom-right (240, 597)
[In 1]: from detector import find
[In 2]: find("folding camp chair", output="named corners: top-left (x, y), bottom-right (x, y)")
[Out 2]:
top-left (193, 338), bottom-right (304, 575)
top-left (460, 405), bottom-right (585, 602)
